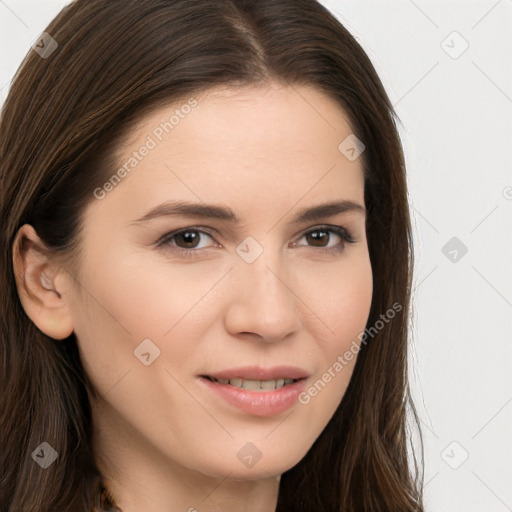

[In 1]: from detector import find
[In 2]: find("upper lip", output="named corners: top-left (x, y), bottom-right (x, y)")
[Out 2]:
top-left (201, 365), bottom-right (310, 381)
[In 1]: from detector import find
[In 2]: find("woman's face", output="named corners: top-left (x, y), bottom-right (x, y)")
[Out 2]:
top-left (66, 82), bottom-right (372, 482)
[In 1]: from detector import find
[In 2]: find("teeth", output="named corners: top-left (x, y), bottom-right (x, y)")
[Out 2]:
top-left (243, 379), bottom-right (262, 390)
top-left (261, 379), bottom-right (277, 390)
top-left (212, 377), bottom-right (297, 391)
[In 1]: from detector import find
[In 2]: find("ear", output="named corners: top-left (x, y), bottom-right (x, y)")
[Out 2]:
top-left (12, 224), bottom-right (74, 340)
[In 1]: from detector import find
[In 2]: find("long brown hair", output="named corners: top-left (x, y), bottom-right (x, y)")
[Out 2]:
top-left (0, 1), bottom-right (424, 510)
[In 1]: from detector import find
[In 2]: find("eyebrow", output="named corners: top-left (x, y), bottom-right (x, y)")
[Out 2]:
top-left (131, 199), bottom-right (366, 226)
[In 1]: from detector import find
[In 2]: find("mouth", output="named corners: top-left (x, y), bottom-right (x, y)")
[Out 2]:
top-left (200, 375), bottom-right (305, 391)
top-left (198, 371), bottom-right (309, 416)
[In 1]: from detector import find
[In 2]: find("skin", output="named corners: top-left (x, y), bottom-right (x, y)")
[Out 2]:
top-left (13, 82), bottom-right (373, 512)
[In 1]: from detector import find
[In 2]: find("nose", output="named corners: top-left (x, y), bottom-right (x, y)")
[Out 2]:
top-left (223, 249), bottom-right (302, 343)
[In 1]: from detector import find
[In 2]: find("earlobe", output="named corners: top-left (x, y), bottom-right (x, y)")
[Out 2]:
top-left (12, 224), bottom-right (74, 340)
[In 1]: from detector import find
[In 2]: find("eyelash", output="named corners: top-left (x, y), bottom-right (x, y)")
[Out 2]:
top-left (156, 225), bottom-right (356, 259)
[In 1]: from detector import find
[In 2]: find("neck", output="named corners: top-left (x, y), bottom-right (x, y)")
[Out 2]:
top-left (99, 475), bottom-right (280, 512)
top-left (92, 401), bottom-right (280, 512)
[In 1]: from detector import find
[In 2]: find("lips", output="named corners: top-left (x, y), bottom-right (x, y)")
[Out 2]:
top-left (201, 365), bottom-right (310, 381)
top-left (198, 367), bottom-right (310, 416)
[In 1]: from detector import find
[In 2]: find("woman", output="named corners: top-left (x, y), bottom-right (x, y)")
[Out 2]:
top-left (0, 0), bottom-right (424, 510)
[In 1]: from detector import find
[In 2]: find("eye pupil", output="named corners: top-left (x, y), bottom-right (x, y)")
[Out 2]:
top-left (307, 230), bottom-right (329, 247)
top-left (178, 231), bottom-right (200, 248)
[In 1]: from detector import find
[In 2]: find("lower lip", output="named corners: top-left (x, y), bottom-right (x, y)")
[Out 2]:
top-left (199, 377), bottom-right (307, 417)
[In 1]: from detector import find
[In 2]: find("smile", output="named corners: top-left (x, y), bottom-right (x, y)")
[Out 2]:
top-left (203, 375), bottom-right (301, 391)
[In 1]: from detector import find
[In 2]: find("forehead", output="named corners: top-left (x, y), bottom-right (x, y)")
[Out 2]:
top-left (86, 82), bottom-right (365, 225)
top-left (120, 82), bottom-right (357, 158)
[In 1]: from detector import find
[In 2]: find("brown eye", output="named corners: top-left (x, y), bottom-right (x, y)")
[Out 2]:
top-left (305, 229), bottom-right (331, 247)
top-left (174, 230), bottom-right (202, 249)
top-left (296, 226), bottom-right (354, 252)
top-left (157, 228), bottom-right (217, 257)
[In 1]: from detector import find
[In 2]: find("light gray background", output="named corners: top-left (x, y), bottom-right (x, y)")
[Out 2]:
top-left (1, 1), bottom-right (511, 511)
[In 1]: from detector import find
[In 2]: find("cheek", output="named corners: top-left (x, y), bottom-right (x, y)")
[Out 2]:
top-left (77, 247), bottom-right (212, 337)
top-left (70, 252), bottom-right (223, 390)
top-left (296, 254), bottom-right (372, 409)
top-left (330, 264), bottom-right (373, 348)
top-left (328, 257), bottom-right (373, 380)
top-left (302, 253), bottom-right (373, 348)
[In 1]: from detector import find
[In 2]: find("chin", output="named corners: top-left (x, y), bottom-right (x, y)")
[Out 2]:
top-left (194, 445), bottom-right (309, 482)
